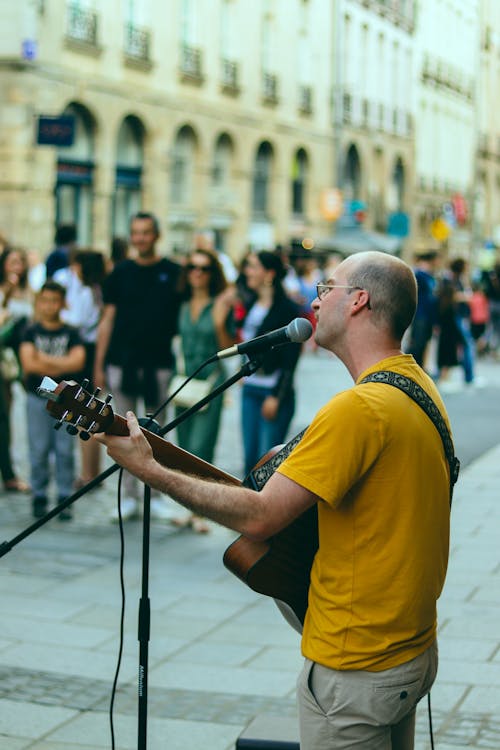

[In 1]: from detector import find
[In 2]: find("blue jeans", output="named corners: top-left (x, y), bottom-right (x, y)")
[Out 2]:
top-left (457, 316), bottom-right (475, 383)
top-left (26, 392), bottom-right (75, 499)
top-left (241, 383), bottom-right (295, 476)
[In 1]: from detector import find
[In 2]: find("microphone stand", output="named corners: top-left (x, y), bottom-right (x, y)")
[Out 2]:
top-left (0, 355), bottom-right (264, 750)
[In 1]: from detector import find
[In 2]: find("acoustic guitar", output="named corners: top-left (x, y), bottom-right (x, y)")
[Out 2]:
top-left (38, 377), bottom-right (318, 632)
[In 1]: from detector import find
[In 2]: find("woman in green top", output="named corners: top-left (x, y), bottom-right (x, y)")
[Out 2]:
top-left (174, 248), bottom-right (236, 531)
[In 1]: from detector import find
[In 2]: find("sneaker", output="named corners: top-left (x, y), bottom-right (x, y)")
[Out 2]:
top-left (110, 496), bottom-right (138, 522)
top-left (150, 498), bottom-right (178, 522)
top-left (32, 496), bottom-right (48, 519)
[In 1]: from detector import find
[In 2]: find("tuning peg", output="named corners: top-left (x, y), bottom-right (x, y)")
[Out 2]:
top-left (79, 431), bottom-right (91, 441)
top-left (104, 394), bottom-right (112, 404)
top-left (81, 378), bottom-right (90, 389)
top-left (92, 386), bottom-right (102, 397)
top-left (54, 420), bottom-right (64, 430)
top-left (66, 424), bottom-right (79, 436)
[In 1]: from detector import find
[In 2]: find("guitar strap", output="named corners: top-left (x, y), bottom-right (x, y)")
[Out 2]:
top-left (360, 370), bottom-right (459, 506)
top-left (246, 428), bottom-right (308, 491)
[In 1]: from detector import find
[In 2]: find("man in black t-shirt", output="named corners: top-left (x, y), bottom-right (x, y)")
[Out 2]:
top-left (94, 212), bottom-right (182, 521)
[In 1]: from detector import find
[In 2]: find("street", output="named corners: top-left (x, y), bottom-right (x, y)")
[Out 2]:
top-left (0, 350), bottom-right (500, 749)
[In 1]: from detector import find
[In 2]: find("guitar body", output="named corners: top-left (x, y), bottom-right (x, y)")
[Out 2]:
top-left (223, 505), bottom-right (318, 631)
top-left (38, 377), bottom-right (317, 631)
top-left (223, 433), bottom-right (318, 632)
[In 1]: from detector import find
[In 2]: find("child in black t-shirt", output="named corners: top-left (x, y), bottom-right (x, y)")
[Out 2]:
top-left (19, 281), bottom-right (85, 519)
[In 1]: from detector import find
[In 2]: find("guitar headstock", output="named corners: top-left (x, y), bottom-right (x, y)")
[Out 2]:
top-left (37, 377), bottom-right (115, 440)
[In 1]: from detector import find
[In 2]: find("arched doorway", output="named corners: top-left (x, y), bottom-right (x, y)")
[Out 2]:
top-left (169, 125), bottom-right (199, 252)
top-left (252, 141), bottom-right (273, 218)
top-left (291, 148), bottom-right (309, 216)
top-left (170, 125), bottom-right (198, 206)
top-left (113, 115), bottom-right (145, 237)
top-left (210, 132), bottom-right (234, 252)
top-left (55, 103), bottom-right (95, 245)
top-left (343, 144), bottom-right (362, 201)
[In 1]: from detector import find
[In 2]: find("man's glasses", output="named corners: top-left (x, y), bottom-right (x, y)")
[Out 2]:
top-left (187, 263), bottom-right (212, 273)
top-left (316, 283), bottom-right (361, 300)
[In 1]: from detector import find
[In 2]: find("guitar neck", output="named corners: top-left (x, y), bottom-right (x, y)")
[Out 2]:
top-left (110, 413), bottom-right (241, 486)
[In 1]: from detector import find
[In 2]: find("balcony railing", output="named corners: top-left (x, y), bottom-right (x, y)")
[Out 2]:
top-left (377, 102), bottom-right (385, 129)
top-left (298, 85), bottom-right (313, 114)
top-left (221, 59), bottom-right (239, 93)
top-left (262, 72), bottom-right (278, 104)
top-left (124, 23), bottom-right (151, 63)
top-left (478, 133), bottom-right (489, 156)
top-left (361, 98), bottom-right (370, 127)
top-left (342, 92), bottom-right (352, 124)
top-left (66, 3), bottom-right (98, 47)
top-left (180, 44), bottom-right (203, 82)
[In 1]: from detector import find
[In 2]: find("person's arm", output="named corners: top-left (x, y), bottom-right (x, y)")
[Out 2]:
top-left (212, 286), bottom-right (238, 350)
top-left (95, 411), bottom-right (318, 540)
top-left (19, 341), bottom-right (85, 377)
top-left (35, 345), bottom-right (86, 376)
top-left (93, 303), bottom-right (116, 387)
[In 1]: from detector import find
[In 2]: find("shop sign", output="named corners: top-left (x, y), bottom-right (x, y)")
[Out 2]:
top-left (36, 116), bottom-right (75, 147)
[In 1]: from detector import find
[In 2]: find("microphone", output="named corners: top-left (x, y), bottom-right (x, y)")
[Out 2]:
top-left (216, 317), bottom-right (313, 360)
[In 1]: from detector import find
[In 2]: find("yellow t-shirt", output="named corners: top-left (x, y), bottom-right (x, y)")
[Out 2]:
top-left (277, 354), bottom-right (451, 671)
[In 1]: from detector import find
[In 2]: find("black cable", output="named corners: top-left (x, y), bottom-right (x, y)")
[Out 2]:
top-left (109, 468), bottom-right (127, 750)
top-left (427, 691), bottom-right (435, 749)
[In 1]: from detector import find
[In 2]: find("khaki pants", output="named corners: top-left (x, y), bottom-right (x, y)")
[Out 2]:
top-left (297, 641), bottom-right (438, 750)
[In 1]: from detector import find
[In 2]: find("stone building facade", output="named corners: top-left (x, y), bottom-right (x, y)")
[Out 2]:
top-left (0, 0), bottom-right (334, 260)
top-left (1, 1), bottom-right (499, 263)
top-left (331, 0), bottom-right (415, 251)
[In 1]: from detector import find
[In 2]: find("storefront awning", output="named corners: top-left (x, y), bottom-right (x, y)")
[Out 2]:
top-left (317, 227), bottom-right (403, 256)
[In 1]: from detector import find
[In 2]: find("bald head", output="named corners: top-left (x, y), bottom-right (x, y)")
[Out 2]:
top-left (340, 252), bottom-right (417, 341)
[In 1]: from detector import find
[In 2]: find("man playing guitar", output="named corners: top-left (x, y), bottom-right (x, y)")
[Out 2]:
top-left (96, 251), bottom-right (452, 750)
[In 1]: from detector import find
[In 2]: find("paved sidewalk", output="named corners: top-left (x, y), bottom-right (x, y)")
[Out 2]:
top-left (0, 352), bottom-right (499, 749)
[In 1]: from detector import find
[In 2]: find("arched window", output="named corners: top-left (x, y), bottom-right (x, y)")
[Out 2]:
top-left (252, 141), bottom-right (273, 217)
top-left (170, 125), bottom-right (197, 205)
top-left (212, 133), bottom-right (233, 187)
top-left (113, 115), bottom-right (145, 237)
top-left (343, 144), bottom-right (361, 201)
top-left (291, 148), bottom-right (308, 215)
top-left (55, 102), bottom-right (95, 245)
top-left (392, 157), bottom-right (405, 211)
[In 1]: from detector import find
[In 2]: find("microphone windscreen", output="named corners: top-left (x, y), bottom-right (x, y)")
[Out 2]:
top-left (287, 317), bottom-right (313, 343)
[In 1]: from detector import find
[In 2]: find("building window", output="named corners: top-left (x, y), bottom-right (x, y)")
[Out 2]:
top-left (179, 0), bottom-right (203, 82)
top-left (113, 116), bottom-right (144, 237)
top-left (170, 126), bottom-right (197, 206)
top-left (343, 144), bottom-right (361, 201)
top-left (291, 149), bottom-right (308, 215)
top-left (252, 141), bottom-right (273, 218)
top-left (211, 134), bottom-right (232, 187)
top-left (55, 102), bottom-right (95, 245)
top-left (65, 1), bottom-right (99, 48)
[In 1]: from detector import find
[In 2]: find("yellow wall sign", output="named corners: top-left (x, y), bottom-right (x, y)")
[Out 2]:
top-left (320, 188), bottom-right (343, 221)
top-left (430, 218), bottom-right (450, 241)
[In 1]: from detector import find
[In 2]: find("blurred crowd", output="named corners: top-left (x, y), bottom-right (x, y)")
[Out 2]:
top-left (0, 215), bottom-right (328, 527)
top-left (404, 250), bottom-right (500, 389)
top-left (3, 217), bottom-right (498, 526)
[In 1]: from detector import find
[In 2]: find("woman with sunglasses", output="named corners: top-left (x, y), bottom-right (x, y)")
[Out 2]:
top-left (173, 249), bottom-right (236, 532)
top-left (240, 250), bottom-right (302, 475)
